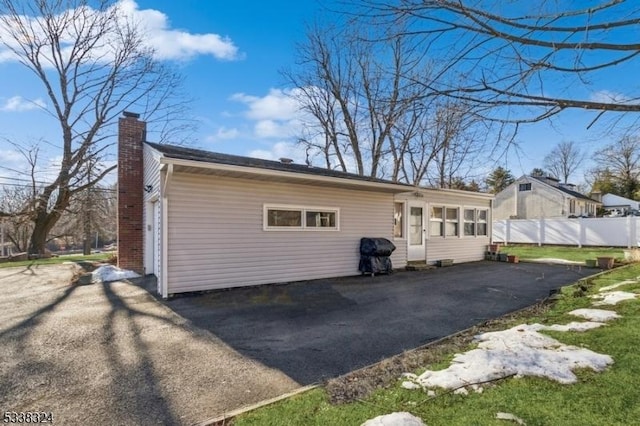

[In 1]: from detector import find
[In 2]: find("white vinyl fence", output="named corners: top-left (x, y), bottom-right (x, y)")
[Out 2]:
top-left (493, 217), bottom-right (640, 248)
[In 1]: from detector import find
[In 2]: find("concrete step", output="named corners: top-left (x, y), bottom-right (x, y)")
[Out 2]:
top-left (405, 261), bottom-right (436, 271)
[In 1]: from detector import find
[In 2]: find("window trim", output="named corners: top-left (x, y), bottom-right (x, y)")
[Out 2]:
top-left (393, 201), bottom-right (405, 240)
top-left (263, 204), bottom-right (340, 231)
top-left (462, 206), bottom-right (489, 237)
top-left (429, 205), bottom-right (462, 238)
top-left (519, 182), bottom-right (532, 192)
top-left (444, 206), bottom-right (459, 238)
top-left (429, 205), bottom-right (444, 238)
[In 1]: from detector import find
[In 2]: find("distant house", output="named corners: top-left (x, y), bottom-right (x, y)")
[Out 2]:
top-left (117, 113), bottom-right (494, 297)
top-left (597, 193), bottom-right (640, 216)
top-left (493, 175), bottom-right (601, 220)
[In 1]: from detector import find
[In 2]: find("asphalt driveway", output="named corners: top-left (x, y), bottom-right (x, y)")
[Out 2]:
top-left (165, 261), bottom-right (593, 385)
top-left (0, 264), bottom-right (297, 426)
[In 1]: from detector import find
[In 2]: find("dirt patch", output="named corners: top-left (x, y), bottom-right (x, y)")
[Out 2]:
top-left (325, 300), bottom-right (554, 404)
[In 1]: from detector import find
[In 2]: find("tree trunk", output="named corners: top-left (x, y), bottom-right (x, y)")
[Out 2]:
top-left (28, 217), bottom-right (51, 255)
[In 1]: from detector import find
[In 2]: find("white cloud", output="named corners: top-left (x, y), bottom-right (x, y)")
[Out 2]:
top-left (117, 0), bottom-right (240, 61)
top-left (249, 141), bottom-right (307, 163)
top-left (205, 126), bottom-right (240, 142)
top-left (590, 90), bottom-right (633, 104)
top-left (0, 96), bottom-right (46, 112)
top-left (0, 149), bottom-right (23, 165)
top-left (231, 89), bottom-right (302, 121)
top-left (0, 0), bottom-right (241, 64)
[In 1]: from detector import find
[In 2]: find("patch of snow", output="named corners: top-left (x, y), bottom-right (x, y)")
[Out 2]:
top-left (92, 265), bottom-right (140, 283)
top-left (496, 412), bottom-right (526, 425)
top-left (569, 309), bottom-right (620, 322)
top-left (408, 324), bottom-right (613, 391)
top-left (531, 322), bottom-right (606, 332)
top-left (401, 381), bottom-right (421, 390)
top-left (528, 258), bottom-right (584, 265)
top-left (361, 412), bottom-right (426, 426)
top-left (591, 291), bottom-right (638, 306)
top-left (599, 280), bottom-right (637, 292)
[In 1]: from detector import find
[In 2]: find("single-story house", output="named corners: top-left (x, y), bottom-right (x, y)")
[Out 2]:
top-left (596, 193), bottom-right (640, 216)
top-left (492, 175), bottom-right (601, 220)
top-left (117, 113), bottom-right (494, 297)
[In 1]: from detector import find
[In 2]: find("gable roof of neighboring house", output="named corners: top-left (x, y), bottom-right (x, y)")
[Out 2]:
top-left (601, 193), bottom-right (640, 208)
top-left (145, 142), bottom-right (494, 198)
top-left (529, 176), bottom-right (601, 203)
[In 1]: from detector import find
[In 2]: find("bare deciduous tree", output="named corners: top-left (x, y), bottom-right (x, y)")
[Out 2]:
top-left (354, 0), bottom-right (640, 126)
top-left (543, 141), bottom-right (585, 183)
top-left (0, 0), bottom-right (188, 254)
top-left (285, 22), bottom-right (486, 186)
top-left (592, 136), bottom-right (640, 199)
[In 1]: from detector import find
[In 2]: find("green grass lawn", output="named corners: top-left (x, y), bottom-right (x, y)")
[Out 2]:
top-left (499, 244), bottom-right (625, 262)
top-left (234, 264), bottom-right (640, 426)
top-left (0, 252), bottom-right (112, 269)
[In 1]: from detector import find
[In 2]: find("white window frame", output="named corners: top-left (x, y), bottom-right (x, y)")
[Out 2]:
top-left (429, 205), bottom-right (444, 237)
top-left (263, 204), bottom-right (340, 231)
top-left (444, 206), bottom-right (459, 237)
top-left (463, 208), bottom-right (476, 237)
top-left (463, 207), bottom-right (489, 237)
top-left (429, 205), bottom-right (460, 238)
top-left (476, 208), bottom-right (489, 236)
top-left (519, 183), bottom-right (532, 191)
top-left (393, 202), bottom-right (405, 240)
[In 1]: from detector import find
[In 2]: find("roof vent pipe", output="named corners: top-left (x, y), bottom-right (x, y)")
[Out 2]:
top-left (279, 157), bottom-right (293, 164)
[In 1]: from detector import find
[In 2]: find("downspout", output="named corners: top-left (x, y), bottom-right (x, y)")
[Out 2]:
top-left (489, 198), bottom-right (494, 244)
top-left (160, 163), bottom-right (173, 299)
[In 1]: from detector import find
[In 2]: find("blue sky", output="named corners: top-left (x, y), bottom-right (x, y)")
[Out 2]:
top-left (0, 0), bottom-right (635, 187)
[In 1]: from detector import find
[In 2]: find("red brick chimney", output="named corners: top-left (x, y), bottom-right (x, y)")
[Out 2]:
top-left (117, 112), bottom-right (146, 274)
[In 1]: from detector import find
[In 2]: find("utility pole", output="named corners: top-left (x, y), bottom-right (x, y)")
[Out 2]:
top-left (1, 218), bottom-right (5, 257)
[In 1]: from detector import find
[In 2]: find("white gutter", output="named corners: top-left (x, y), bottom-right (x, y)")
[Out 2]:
top-left (160, 163), bottom-right (173, 299)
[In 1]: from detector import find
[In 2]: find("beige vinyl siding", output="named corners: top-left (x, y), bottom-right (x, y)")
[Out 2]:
top-left (143, 145), bottom-right (161, 202)
top-left (143, 145), bottom-right (162, 279)
top-left (391, 242), bottom-right (407, 268)
top-left (166, 173), bottom-right (395, 293)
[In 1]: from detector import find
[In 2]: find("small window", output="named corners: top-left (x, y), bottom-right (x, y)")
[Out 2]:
top-left (267, 209), bottom-right (302, 227)
top-left (430, 206), bottom-right (444, 237)
top-left (394, 202), bottom-right (404, 238)
top-left (445, 207), bottom-right (459, 237)
top-left (265, 205), bottom-right (339, 230)
top-left (569, 199), bottom-right (576, 214)
top-left (463, 209), bottom-right (476, 236)
top-left (477, 209), bottom-right (488, 236)
top-left (306, 211), bottom-right (336, 228)
top-left (519, 183), bottom-right (532, 191)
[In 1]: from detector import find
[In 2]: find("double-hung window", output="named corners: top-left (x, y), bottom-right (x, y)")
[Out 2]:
top-left (264, 205), bottom-right (339, 230)
top-left (445, 207), bottom-right (459, 237)
top-left (429, 206), bottom-right (444, 237)
top-left (463, 208), bottom-right (489, 236)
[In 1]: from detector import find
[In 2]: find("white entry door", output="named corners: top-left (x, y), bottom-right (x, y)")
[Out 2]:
top-left (407, 202), bottom-right (426, 261)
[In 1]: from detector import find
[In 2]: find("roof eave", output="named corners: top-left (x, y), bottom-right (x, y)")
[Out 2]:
top-left (159, 156), bottom-right (415, 194)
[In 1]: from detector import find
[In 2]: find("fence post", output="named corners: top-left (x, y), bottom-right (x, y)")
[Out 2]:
top-left (627, 216), bottom-right (634, 248)
top-left (506, 219), bottom-right (511, 245)
top-left (578, 217), bottom-right (584, 248)
top-left (538, 217), bottom-right (544, 246)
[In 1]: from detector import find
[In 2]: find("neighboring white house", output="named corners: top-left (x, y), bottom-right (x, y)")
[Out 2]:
top-left (493, 175), bottom-right (601, 220)
top-left (117, 113), bottom-right (494, 297)
top-left (598, 193), bottom-right (640, 216)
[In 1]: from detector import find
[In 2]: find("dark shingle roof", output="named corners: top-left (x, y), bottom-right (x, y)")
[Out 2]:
top-left (531, 176), bottom-right (600, 202)
top-left (146, 142), bottom-right (413, 188)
